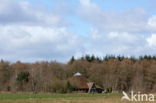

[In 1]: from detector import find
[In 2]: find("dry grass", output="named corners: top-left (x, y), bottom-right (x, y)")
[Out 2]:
top-left (0, 96), bottom-right (153, 103)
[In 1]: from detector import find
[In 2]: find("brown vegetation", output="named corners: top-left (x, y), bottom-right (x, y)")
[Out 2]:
top-left (0, 55), bottom-right (156, 93)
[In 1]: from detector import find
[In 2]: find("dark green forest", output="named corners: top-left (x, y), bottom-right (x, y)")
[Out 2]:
top-left (0, 55), bottom-right (156, 93)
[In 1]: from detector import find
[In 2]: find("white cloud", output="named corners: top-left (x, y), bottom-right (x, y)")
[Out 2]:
top-left (147, 34), bottom-right (156, 47)
top-left (0, 25), bottom-right (83, 62)
top-left (77, 0), bottom-right (156, 57)
top-left (79, 0), bottom-right (101, 12)
top-left (78, 0), bottom-right (149, 32)
top-left (0, 0), bottom-right (68, 26)
top-left (0, 0), bottom-right (83, 62)
top-left (0, 0), bottom-right (156, 62)
top-left (148, 16), bottom-right (156, 30)
top-left (108, 32), bottom-right (138, 43)
top-left (85, 28), bottom-right (146, 56)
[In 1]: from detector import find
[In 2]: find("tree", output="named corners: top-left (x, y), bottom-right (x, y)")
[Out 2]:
top-left (17, 72), bottom-right (30, 82)
top-left (66, 81), bottom-right (74, 93)
top-left (16, 71), bottom-right (30, 91)
top-left (69, 56), bottom-right (75, 64)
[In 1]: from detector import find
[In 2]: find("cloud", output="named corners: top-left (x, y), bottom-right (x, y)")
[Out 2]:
top-left (148, 16), bottom-right (156, 30)
top-left (0, 0), bottom-right (156, 62)
top-left (0, 25), bottom-right (83, 62)
top-left (0, 0), bottom-right (83, 62)
top-left (77, 0), bottom-right (156, 57)
top-left (90, 29), bottom-right (140, 45)
top-left (147, 34), bottom-right (156, 47)
top-left (78, 0), bottom-right (149, 32)
top-left (84, 28), bottom-right (146, 56)
top-left (0, 0), bottom-right (68, 26)
top-left (107, 32), bottom-right (139, 44)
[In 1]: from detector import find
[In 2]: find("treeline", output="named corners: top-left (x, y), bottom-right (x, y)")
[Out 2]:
top-left (0, 55), bottom-right (156, 93)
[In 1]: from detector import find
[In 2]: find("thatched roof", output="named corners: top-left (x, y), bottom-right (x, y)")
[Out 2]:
top-left (69, 76), bottom-right (89, 89)
top-left (69, 75), bottom-right (103, 89)
top-left (87, 82), bottom-right (103, 89)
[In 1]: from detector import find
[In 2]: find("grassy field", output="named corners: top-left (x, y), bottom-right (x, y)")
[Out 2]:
top-left (0, 93), bottom-right (154, 103)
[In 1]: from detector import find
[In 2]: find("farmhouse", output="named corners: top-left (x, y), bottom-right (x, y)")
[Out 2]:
top-left (69, 72), bottom-right (103, 93)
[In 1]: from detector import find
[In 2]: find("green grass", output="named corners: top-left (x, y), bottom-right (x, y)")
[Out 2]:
top-left (0, 93), bottom-right (121, 100)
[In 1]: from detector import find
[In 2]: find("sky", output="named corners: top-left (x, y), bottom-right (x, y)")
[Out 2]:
top-left (0, 0), bottom-right (156, 62)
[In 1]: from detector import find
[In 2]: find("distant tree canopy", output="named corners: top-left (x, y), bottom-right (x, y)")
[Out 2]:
top-left (69, 56), bottom-right (75, 64)
top-left (16, 72), bottom-right (30, 83)
top-left (0, 55), bottom-right (156, 93)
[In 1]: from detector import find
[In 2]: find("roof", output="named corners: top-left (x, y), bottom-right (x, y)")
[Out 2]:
top-left (69, 76), bottom-right (103, 89)
top-left (69, 76), bottom-right (89, 88)
top-left (74, 72), bottom-right (82, 76)
top-left (87, 82), bottom-right (103, 89)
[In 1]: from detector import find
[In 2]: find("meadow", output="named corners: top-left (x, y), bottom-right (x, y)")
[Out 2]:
top-left (0, 93), bottom-right (154, 103)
